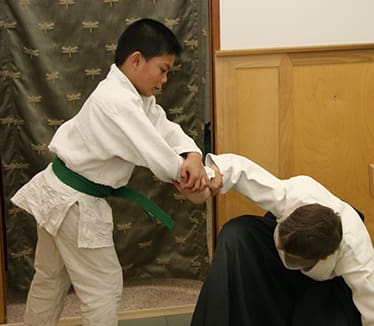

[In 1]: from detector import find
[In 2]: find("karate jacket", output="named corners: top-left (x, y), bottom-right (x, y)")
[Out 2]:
top-left (207, 153), bottom-right (374, 326)
top-left (12, 64), bottom-right (202, 248)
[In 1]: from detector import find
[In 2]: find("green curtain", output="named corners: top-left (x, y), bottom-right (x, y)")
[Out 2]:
top-left (0, 0), bottom-right (210, 293)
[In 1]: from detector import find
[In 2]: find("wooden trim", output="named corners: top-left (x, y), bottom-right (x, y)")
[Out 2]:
top-left (209, 0), bottom-right (220, 52)
top-left (117, 304), bottom-right (194, 320)
top-left (4, 305), bottom-right (195, 326)
top-left (216, 43), bottom-right (374, 57)
top-left (0, 165), bottom-right (6, 323)
top-left (208, 0), bottom-right (221, 151)
top-left (208, 0), bottom-right (220, 247)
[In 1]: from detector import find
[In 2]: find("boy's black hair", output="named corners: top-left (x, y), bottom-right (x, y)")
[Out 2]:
top-left (114, 18), bottom-right (182, 66)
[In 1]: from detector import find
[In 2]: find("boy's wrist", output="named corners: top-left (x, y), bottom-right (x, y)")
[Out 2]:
top-left (183, 152), bottom-right (202, 160)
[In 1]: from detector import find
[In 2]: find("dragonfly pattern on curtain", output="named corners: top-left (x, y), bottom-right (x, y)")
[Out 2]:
top-left (0, 0), bottom-right (210, 292)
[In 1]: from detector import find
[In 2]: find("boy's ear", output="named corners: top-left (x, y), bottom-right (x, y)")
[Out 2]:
top-left (129, 51), bottom-right (142, 68)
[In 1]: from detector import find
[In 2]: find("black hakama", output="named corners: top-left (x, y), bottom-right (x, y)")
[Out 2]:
top-left (191, 214), bottom-right (362, 326)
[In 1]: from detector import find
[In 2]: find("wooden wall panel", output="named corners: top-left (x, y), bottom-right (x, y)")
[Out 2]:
top-left (291, 58), bottom-right (374, 238)
top-left (215, 55), bottom-right (282, 229)
top-left (236, 66), bottom-right (279, 169)
top-left (214, 45), bottom-right (374, 240)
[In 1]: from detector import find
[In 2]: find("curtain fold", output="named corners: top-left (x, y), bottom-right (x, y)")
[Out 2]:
top-left (0, 0), bottom-right (210, 292)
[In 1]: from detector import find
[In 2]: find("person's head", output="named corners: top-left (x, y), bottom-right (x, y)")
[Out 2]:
top-left (114, 18), bottom-right (182, 96)
top-left (277, 203), bottom-right (342, 269)
top-left (115, 18), bottom-right (182, 65)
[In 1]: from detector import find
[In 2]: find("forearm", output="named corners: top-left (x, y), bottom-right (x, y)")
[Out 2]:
top-left (343, 270), bottom-right (374, 325)
top-left (205, 153), bottom-right (287, 214)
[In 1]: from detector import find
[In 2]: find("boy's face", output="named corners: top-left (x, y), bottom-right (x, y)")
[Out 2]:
top-left (276, 238), bottom-right (319, 271)
top-left (132, 53), bottom-right (176, 97)
top-left (281, 250), bottom-right (318, 271)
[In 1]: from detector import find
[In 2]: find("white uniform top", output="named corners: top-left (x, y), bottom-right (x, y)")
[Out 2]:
top-left (11, 64), bottom-right (202, 249)
top-left (207, 153), bottom-right (374, 326)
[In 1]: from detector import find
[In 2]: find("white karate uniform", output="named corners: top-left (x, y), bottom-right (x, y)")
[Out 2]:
top-left (12, 64), bottom-right (203, 326)
top-left (207, 153), bottom-right (374, 326)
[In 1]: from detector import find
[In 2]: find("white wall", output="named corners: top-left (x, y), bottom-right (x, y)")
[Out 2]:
top-left (220, 0), bottom-right (374, 50)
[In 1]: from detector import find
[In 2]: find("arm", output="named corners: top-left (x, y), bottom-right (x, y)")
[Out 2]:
top-left (78, 92), bottom-right (191, 183)
top-left (335, 230), bottom-right (374, 326)
top-left (343, 269), bottom-right (374, 326)
top-left (147, 103), bottom-right (202, 156)
top-left (206, 153), bottom-right (287, 217)
top-left (146, 101), bottom-right (208, 190)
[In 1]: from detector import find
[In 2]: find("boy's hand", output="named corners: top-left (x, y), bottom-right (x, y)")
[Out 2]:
top-left (180, 152), bottom-right (209, 192)
top-left (210, 163), bottom-right (223, 196)
top-left (173, 181), bottom-right (211, 204)
top-left (173, 162), bottom-right (223, 205)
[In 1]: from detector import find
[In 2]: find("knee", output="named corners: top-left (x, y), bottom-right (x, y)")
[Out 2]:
top-left (80, 277), bottom-right (123, 322)
top-left (218, 215), bottom-right (260, 244)
top-left (110, 268), bottom-right (123, 302)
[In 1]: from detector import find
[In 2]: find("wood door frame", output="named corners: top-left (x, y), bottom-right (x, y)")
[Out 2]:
top-left (208, 0), bottom-right (220, 249)
top-left (0, 166), bottom-right (7, 323)
top-left (208, 0), bottom-right (220, 151)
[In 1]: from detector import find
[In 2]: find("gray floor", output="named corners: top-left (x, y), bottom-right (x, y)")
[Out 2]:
top-left (6, 278), bottom-right (202, 324)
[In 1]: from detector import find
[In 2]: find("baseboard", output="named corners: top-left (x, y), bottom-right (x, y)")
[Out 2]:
top-left (118, 304), bottom-right (195, 320)
top-left (4, 304), bottom-right (195, 326)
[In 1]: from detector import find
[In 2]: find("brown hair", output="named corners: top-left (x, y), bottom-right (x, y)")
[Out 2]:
top-left (278, 203), bottom-right (342, 259)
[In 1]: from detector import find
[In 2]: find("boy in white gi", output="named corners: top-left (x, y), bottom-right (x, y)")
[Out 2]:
top-left (11, 19), bottom-right (209, 326)
top-left (181, 153), bottom-right (374, 326)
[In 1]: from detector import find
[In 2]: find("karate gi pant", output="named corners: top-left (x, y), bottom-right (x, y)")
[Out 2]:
top-left (191, 214), bottom-right (362, 326)
top-left (24, 203), bottom-right (123, 326)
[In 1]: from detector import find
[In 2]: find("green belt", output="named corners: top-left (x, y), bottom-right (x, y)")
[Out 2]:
top-left (52, 157), bottom-right (175, 230)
